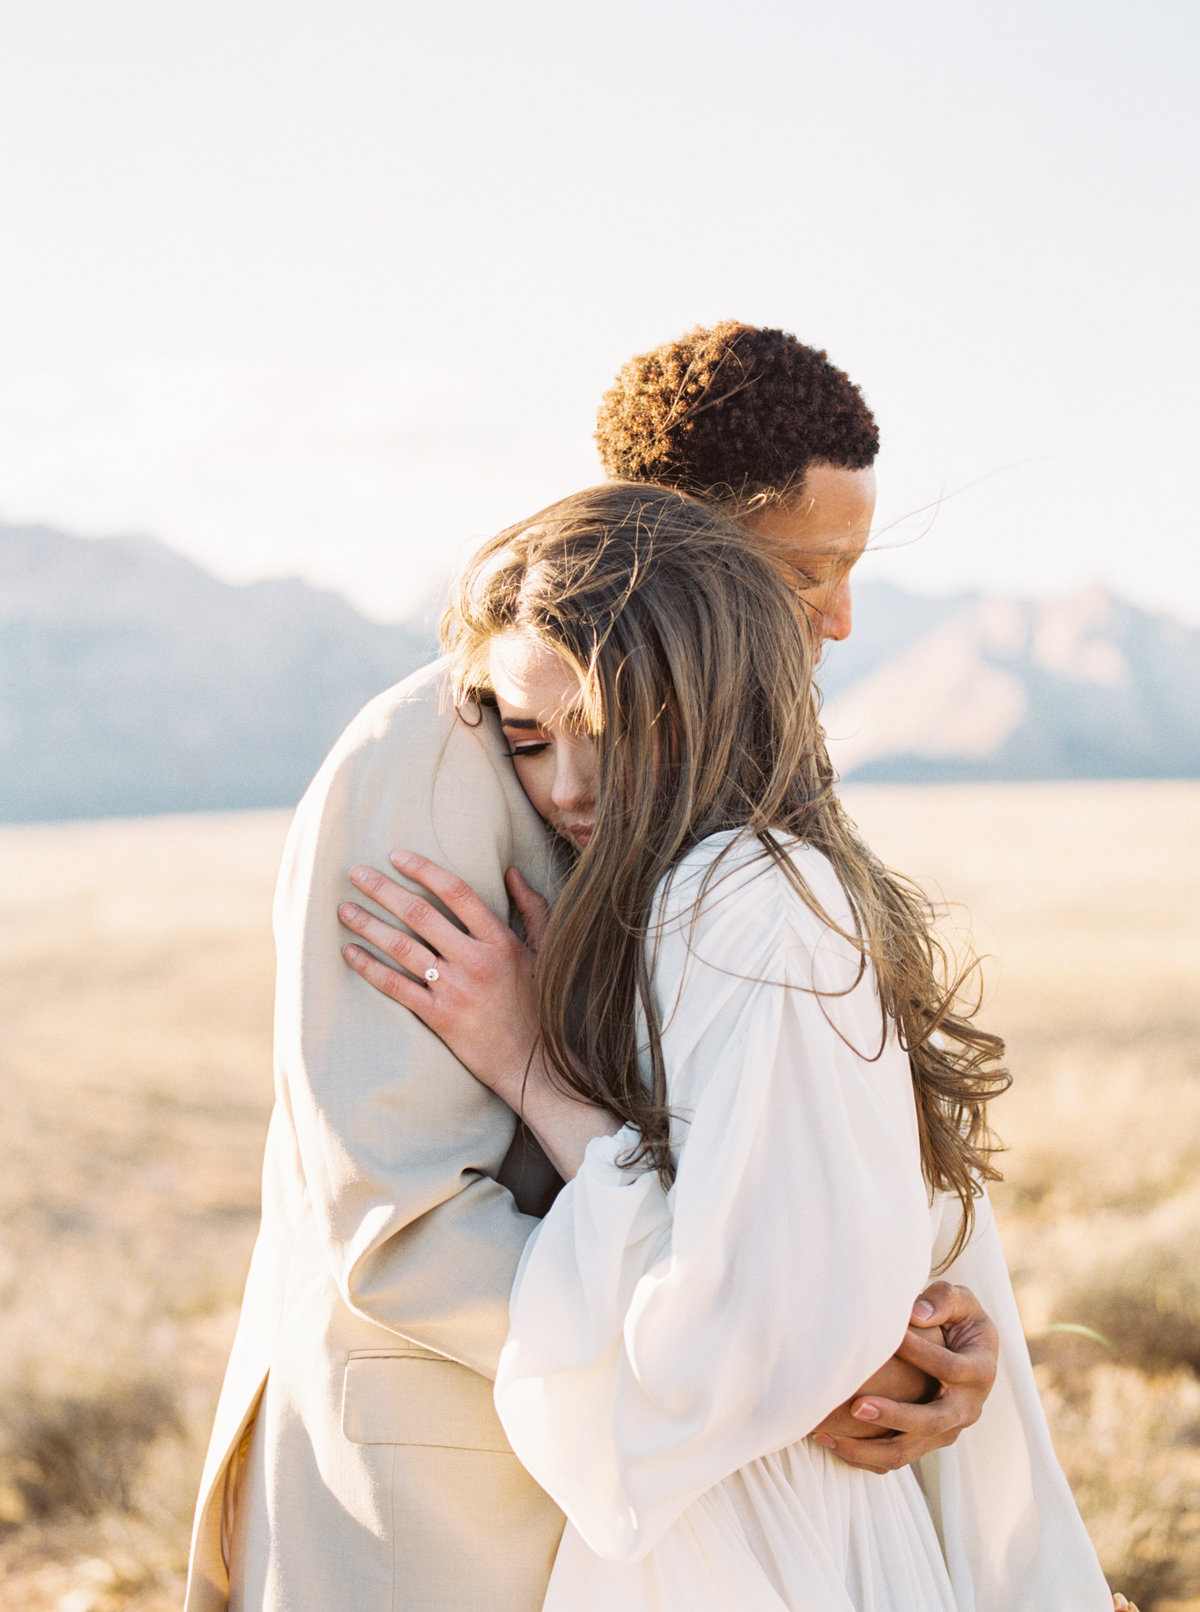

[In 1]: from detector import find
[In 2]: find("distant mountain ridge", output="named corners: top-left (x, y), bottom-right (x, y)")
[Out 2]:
top-left (2, 523), bottom-right (1197, 823)
top-left (0, 523), bottom-right (434, 822)
top-left (820, 582), bottom-right (1200, 782)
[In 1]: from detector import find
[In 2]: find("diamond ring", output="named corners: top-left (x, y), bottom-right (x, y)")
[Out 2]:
top-left (424, 966), bottom-right (439, 983)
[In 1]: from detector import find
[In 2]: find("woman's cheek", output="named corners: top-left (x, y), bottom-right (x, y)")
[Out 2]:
top-left (514, 757), bottom-right (556, 826)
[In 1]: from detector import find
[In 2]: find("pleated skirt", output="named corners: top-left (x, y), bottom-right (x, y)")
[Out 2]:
top-left (543, 1438), bottom-right (959, 1612)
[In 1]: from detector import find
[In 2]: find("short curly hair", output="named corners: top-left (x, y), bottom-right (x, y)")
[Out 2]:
top-left (595, 320), bottom-right (879, 507)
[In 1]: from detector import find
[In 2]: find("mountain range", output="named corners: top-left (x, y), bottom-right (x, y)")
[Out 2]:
top-left (2, 522), bottom-right (1197, 823)
top-left (0, 523), bottom-right (431, 822)
top-left (818, 582), bottom-right (1200, 782)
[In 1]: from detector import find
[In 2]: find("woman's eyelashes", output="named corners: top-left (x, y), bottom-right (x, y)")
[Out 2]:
top-left (507, 739), bottom-right (551, 760)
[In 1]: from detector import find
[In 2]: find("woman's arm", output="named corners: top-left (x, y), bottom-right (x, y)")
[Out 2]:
top-left (339, 849), bottom-right (1001, 1477)
top-left (489, 841), bottom-right (937, 1557)
top-left (344, 840), bottom-right (929, 1557)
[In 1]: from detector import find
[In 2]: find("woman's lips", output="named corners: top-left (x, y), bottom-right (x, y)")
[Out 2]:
top-left (566, 823), bottom-right (593, 849)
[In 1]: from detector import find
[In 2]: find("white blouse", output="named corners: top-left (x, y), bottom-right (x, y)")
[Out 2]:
top-left (494, 831), bottom-right (1111, 1612)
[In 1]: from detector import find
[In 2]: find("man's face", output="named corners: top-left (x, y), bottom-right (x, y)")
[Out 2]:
top-left (745, 463), bottom-right (876, 642)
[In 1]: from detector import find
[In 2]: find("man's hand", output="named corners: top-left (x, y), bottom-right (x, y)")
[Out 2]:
top-left (810, 1282), bottom-right (999, 1474)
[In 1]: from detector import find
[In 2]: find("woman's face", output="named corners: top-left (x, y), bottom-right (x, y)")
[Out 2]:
top-left (488, 629), bottom-right (600, 852)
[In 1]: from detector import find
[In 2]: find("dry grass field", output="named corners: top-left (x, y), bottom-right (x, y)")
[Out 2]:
top-left (0, 782), bottom-right (1197, 1610)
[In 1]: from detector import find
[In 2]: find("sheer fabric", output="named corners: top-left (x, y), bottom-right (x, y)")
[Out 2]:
top-left (495, 832), bottom-right (1110, 1611)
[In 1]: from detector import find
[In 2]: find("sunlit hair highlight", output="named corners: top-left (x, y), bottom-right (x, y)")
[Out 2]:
top-left (443, 483), bottom-right (1008, 1259)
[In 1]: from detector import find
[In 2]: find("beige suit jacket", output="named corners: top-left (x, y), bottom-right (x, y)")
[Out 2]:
top-left (185, 660), bottom-right (566, 1612)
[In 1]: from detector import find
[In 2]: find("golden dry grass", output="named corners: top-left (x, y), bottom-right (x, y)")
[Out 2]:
top-left (0, 811), bottom-right (286, 1610)
top-left (0, 783), bottom-right (1196, 1609)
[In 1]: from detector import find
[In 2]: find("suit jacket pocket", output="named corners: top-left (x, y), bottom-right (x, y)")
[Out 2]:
top-left (341, 1348), bottom-right (514, 1452)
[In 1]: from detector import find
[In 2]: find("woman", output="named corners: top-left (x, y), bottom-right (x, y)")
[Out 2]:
top-left (338, 483), bottom-right (1113, 1610)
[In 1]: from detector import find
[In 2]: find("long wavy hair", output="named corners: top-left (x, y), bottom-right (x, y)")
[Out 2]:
top-left (444, 483), bottom-right (1009, 1257)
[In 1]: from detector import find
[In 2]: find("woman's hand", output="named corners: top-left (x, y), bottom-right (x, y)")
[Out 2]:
top-left (338, 851), bottom-right (545, 1108)
top-left (338, 851), bottom-right (619, 1178)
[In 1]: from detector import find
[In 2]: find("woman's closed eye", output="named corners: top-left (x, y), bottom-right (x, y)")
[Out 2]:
top-left (507, 740), bottom-right (551, 759)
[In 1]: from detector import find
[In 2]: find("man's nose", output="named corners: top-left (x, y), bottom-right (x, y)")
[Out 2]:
top-left (822, 584), bottom-right (853, 642)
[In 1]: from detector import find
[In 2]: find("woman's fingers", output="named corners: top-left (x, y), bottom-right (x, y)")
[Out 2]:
top-left (338, 851), bottom-right (544, 1104)
top-left (342, 942), bottom-right (439, 1025)
top-left (505, 866), bottom-right (551, 951)
top-left (347, 860), bottom-right (474, 961)
top-left (387, 850), bottom-right (511, 943)
top-left (338, 900), bottom-right (441, 982)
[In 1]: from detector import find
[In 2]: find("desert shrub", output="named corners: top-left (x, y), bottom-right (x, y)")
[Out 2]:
top-left (0, 1378), bottom-right (180, 1524)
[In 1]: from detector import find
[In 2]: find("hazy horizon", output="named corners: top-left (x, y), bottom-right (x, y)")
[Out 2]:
top-left (7, 504), bottom-right (1198, 635)
top-left (1, 1), bottom-right (1196, 626)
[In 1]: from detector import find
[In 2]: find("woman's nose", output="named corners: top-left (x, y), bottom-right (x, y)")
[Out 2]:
top-left (551, 752), bottom-right (595, 811)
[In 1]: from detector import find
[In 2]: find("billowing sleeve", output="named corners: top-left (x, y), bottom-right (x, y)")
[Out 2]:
top-left (493, 836), bottom-right (935, 1561)
top-left (916, 1190), bottom-right (1113, 1611)
top-left (273, 661), bottom-right (563, 1378)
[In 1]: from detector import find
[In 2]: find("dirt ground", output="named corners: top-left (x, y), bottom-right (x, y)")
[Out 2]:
top-left (0, 783), bottom-right (1197, 1609)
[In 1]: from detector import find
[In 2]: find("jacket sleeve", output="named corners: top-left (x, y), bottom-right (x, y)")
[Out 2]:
top-left (272, 661), bottom-right (563, 1378)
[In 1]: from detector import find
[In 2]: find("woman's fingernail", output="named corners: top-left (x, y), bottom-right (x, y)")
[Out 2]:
top-left (852, 1402), bottom-right (880, 1422)
top-left (349, 865), bottom-right (368, 882)
top-left (390, 850), bottom-right (412, 866)
top-left (812, 1433), bottom-right (836, 1449)
top-left (912, 1299), bottom-right (934, 1321)
top-left (343, 944), bottom-right (360, 960)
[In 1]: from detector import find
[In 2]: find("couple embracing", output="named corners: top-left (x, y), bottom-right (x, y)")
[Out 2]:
top-left (186, 323), bottom-right (1114, 1611)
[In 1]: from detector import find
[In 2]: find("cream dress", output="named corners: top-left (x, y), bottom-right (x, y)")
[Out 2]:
top-left (494, 832), bottom-right (1111, 1612)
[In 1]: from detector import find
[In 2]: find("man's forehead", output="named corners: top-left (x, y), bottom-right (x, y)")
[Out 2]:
top-left (794, 532), bottom-right (869, 560)
top-left (749, 467), bottom-right (875, 549)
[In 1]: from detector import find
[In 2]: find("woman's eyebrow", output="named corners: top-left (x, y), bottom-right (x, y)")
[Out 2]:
top-left (499, 716), bottom-right (541, 730)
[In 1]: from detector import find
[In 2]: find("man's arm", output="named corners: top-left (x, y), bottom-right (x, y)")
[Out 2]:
top-left (810, 1282), bottom-right (999, 1473)
top-left (274, 663), bottom-right (561, 1378)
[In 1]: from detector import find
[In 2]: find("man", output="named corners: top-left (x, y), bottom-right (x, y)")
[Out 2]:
top-left (595, 322), bottom-right (997, 1467)
top-left (185, 323), bottom-right (998, 1612)
top-left (594, 318), bottom-right (878, 647)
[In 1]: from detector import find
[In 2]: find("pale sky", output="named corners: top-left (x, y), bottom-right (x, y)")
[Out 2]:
top-left (1, 0), bottom-right (1196, 625)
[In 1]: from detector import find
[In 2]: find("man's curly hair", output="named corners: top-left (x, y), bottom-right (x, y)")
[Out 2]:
top-left (595, 320), bottom-right (878, 507)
